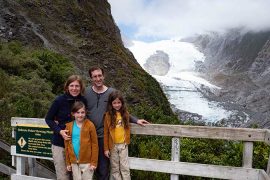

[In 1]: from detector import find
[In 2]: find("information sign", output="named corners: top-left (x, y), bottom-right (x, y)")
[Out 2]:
top-left (16, 124), bottom-right (53, 158)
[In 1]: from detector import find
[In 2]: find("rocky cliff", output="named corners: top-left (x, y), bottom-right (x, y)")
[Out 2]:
top-left (143, 50), bottom-right (170, 76)
top-left (190, 29), bottom-right (270, 128)
top-left (0, 0), bottom-right (173, 115)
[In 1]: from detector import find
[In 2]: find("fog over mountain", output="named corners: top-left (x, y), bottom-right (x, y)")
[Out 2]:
top-left (109, 0), bottom-right (270, 40)
top-left (107, 0), bottom-right (270, 127)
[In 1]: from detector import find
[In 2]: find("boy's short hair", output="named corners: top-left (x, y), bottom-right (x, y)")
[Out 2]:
top-left (88, 66), bottom-right (104, 78)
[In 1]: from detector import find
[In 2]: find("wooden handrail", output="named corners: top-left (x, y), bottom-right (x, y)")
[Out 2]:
top-left (10, 117), bottom-right (270, 180)
top-left (11, 117), bottom-right (270, 144)
top-left (0, 140), bottom-right (11, 153)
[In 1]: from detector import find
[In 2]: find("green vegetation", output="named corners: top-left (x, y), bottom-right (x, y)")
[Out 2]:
top-left (0, 41), bottom-right (74, 178)
top-left (128, 104), bottom-right (270, 179)
top-left (1, 41), bottom-right (270, 179)
top-left (0, 0), bottom-right (269, 177)
top-left (1, 1), bottom-right (269, 179)
top-left (0, 41), bottom-right (74, 143)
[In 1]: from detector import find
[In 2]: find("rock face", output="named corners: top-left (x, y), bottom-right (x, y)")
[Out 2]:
top-left (143, 50), bottom-right (170, 76)
top-left (0, 0), bottom-right (173, 115)
top-left (189, 29), bottom-right (270, 128)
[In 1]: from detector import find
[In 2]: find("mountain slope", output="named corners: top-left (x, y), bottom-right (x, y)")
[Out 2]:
top-left (191, 29), bottom-right (270, 127)
top-left (0, 0), bottom-right (174, 115)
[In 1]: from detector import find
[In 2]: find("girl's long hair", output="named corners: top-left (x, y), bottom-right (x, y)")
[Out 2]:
top-left (107, 90), bottom-right (129, 129)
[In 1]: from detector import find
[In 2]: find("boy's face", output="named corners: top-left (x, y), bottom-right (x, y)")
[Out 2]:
top-left (91, 69), bottom-right (104, 88)
top-left (73, 107), bottom-right (86, 122)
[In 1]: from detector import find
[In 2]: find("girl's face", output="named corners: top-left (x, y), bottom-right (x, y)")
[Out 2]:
top-left (73, 107), bottom-right (86, 122)
top-left (68, 80), bottom-right (81, 97)
top-left (112, 98), bottom-right (122, 111)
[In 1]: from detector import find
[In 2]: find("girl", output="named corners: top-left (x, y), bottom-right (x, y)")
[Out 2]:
top-left (104, 90), bottom-right (131, 180)
top-left (45, 75), bottom-right (87, 180)
top-left (64, 101), bottom-right (98, 180)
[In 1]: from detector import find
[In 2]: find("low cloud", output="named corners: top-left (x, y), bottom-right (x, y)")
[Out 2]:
top-left (109, 0), bottom-right (270, 39)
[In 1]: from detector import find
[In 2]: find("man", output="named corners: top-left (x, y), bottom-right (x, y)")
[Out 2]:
top-left (85, 66), bottom-right (149, 180)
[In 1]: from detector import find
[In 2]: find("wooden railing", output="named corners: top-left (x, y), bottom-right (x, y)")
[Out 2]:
top-left (10, 117), bottom-right (270, 180)
top-left (0, 139), bottom-right (55, 179)
top-left (0, 140), bottom-right (16, 176)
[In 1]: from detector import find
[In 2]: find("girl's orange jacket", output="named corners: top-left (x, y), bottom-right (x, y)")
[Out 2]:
top-left (103, 112), bottom-right (130, 152)
top-left (64, 119), bottom-right (98, 167)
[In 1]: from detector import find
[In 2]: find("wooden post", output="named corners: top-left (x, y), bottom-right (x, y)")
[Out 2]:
top-left (12, 127), bottom-right (16, 138)
top-left (266, 153), bottom-right (270, 176)
top-left (28, 158), bottom-right (37, 176)
top-left (12, 127), bottom-right (16, 167)
top-left (16, 156), bottom-right (25, 175)
top-left (171, 137), bottom-right (180, 180)
top-left (242, 141), bottom-right (253, 168)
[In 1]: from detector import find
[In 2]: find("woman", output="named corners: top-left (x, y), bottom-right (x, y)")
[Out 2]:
top-left (45, 75), bottom-right (87, 180)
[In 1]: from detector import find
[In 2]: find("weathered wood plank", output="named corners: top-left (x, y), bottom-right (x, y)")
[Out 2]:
top-left (28, 158), bottom-right (37, 176)
top-left (267, 152), bottom-right (270, 176)
top-left (259, 170), bottom-right (270, 180)
top-left (0, 163), bottom-right (16, 175)
top-left (0, 140), bottom-right (10, 152)
top-left (171, 137), bottom-right (180, 180)
top-left (11, 174), bottom-right (53, 180)
top-left (11, 117), bottom-right (268, 142)
top-left (16, 156), bottom-right (25, 175)
top-left (11, 146), bottom-right (56, 178)
top-left (10, 117), bottom-right (270, 180)
top-left (129, 157), bottom-right (261, 180)
top-left (11, 117), bottom-right (47, 127)
top-left (242, 142), bottom-right (253, 168)
top-left (264, 130), bottom-right (270, 145)
top-left (131, 124), bottom-right (266, 141)
top-left (35, 161), bottom-right (56, 179)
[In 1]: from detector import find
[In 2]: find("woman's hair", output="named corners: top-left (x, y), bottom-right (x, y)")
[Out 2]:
top-left (64, 75), bottom-right (85, 95)
top-left (71, 101), bottom-right (86, 114)
top-left (107, 90), bottom-right (129, 129)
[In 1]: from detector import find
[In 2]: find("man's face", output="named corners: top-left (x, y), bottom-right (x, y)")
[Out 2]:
top-left (91, 69), bottom-right (104, 88)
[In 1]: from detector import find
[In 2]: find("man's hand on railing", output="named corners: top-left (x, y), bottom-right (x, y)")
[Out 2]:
top-left (60, 130), bottom-right (71, 140)
top-left (104, 150), bottom-right (110, 158)
top-left (67, 165), bottom-right (71, 171)
top-left (137, 119), bottom-right (150, 126)
top-left (89, 164), bottom-right (96, 171)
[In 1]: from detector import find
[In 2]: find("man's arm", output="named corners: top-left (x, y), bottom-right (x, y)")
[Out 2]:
top-left (129, 115), bottom-right (150, 126)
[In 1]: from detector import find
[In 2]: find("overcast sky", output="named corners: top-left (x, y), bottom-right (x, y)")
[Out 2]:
top-left (108, 0), bottom-right (270, 41)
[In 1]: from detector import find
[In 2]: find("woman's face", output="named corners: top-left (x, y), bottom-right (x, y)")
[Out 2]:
top-left (68, 80), bottom-right (81, 97)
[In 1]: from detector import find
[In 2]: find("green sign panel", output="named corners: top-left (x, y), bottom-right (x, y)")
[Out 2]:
top-left (16, 125), bottom-right (53, 158)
